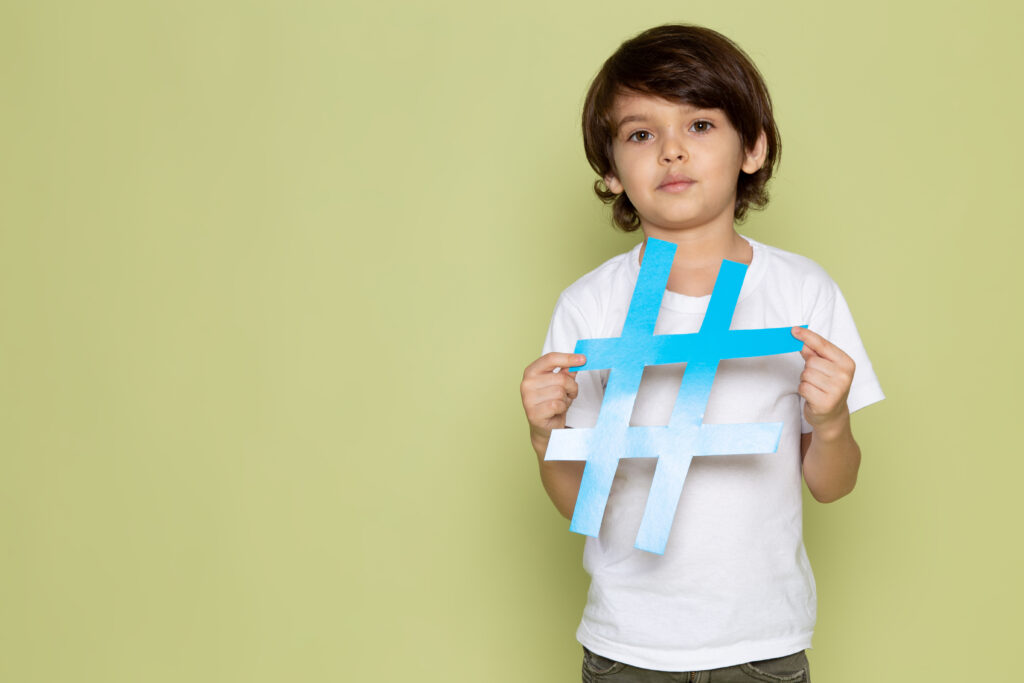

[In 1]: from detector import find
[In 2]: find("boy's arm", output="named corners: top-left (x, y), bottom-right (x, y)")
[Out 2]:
top-left (521, 352), bottom-right (587, 519)
top-left (792, 327), bottom-right (861, 503)
top-left (532, 436), bottom-right (585, 520)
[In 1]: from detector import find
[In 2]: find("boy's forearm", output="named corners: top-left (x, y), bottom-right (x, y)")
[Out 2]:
top-left (531, 428), bottom-right (584, 520)
top-left (801, 410), bottom-right (861, 503)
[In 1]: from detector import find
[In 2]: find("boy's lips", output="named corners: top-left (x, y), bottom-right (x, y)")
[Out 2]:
top-left (658, 175), bottom-right (695, 192)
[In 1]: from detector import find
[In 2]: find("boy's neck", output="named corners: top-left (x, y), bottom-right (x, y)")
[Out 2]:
top-left (639, 225), bottom-right (752, 297)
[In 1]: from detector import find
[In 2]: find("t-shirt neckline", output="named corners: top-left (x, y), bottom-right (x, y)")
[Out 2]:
top-left (626, 235), bottom-right (767, 314)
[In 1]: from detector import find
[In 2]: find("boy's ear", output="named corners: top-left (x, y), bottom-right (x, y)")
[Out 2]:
top-left (741, 130), bottom-right (769, 174)
top-left (603, 173), bottom-right (624, 195)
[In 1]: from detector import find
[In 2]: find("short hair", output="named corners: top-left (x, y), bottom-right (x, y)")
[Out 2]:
top-left (582, 24), bottom-right (782, 232)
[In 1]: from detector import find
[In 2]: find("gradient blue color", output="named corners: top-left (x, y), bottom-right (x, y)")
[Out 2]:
top-left (545, 238), bottom-right (806, 554)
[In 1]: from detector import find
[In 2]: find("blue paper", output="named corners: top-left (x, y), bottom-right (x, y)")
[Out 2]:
top-left (545, 238), bottom-right (806, 555)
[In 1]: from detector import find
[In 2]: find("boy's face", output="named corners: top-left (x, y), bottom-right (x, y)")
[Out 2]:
top-left (604, 92), bottom-right (766, 239)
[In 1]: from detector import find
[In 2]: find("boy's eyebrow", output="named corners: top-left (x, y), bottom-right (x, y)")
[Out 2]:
top-left (615, 114), bottom-right (649, 132)
top-left (614, 108), bottom-right (717, 133)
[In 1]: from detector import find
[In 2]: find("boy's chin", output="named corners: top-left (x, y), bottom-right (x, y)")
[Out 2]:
top-left (640, 220), bottom-right (730, 236)
top-left (637, 207), bottom-right (739, 236)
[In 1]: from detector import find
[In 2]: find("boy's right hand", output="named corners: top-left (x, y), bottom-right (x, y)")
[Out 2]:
top-left (520, 353), bottom-right (586, 442)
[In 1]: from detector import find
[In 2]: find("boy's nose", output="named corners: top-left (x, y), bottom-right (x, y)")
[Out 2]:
top-left (661, 138), bottom-right (688, 163)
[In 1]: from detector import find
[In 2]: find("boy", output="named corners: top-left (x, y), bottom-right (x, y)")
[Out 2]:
top-left (520, 24), bottom-right (884, 681)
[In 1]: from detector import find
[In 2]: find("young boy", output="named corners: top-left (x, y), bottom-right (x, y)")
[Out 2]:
top-left (520, 25), bottom-right (884, 681)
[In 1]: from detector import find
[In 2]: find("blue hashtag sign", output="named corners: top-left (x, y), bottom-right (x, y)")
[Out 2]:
top-left (545, 238), bottom-right (805, 554)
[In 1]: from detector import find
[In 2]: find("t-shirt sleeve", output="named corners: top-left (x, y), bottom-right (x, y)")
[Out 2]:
top-left (541, 294), bottom-right (604, 429)
top-left (801, 281), bottom-right (885, 433)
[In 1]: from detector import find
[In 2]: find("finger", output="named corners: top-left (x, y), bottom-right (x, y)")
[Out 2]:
top-left (795, 328), bottom-right (823, 362)
top-left (799, 345), bottom-right (818, 362)
top-left (530, 385), bottom-right (573, 407)
top-left (792, 327), bottom-right (844, 363)
top-left (564, 375), bottom-right (579, 400)
top-left (549, 371), bottom-right (580, 399)
top-left (524, 352), bottom-right (587, 378)
top-left (800, 350), bottom-right (855, 392)
top-left (523, 373), bottom-right (579, 410)
top-left (803, 356), bottom-right (835, 378)
top-left (527, 395), bottom-right (571, 423)
top-left (520, 373), bottom-right (574, 400)
top-left (800, 368), bottom-right (834, 394)
top-left (798, 380), bottom-right (828, 407)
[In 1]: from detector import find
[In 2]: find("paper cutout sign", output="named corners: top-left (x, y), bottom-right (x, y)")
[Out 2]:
top-left (545, 238), bottom-right (806, 555)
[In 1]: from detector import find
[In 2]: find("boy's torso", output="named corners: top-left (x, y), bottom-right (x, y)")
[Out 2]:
top-left (544, 236), bottom-right (853, 670)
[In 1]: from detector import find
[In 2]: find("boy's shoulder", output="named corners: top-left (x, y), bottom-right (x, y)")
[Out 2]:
top-left (749, 236), bottom-right (832, 281)
top-left (557, 242), bottom-right (643, 307)
top-left (747, 236), bottom-right (840, 301)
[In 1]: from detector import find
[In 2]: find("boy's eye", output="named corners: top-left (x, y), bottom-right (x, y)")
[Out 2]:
top-left (627, 130), bottom-right (653, 142)
top-left (690, 120), bottom-right (713, 133)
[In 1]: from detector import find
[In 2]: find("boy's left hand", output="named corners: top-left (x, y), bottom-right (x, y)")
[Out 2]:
top-left (791, 327), bottom-right (856, 434)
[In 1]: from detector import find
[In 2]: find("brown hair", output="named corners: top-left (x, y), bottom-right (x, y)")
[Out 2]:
top-left (582, 24), bottom-right (781, 231)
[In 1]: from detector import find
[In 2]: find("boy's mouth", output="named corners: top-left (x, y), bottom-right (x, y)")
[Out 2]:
top-left (658, 175), bottom-right (695, 192)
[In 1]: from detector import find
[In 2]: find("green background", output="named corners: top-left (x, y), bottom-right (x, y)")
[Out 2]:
top-left (2, 1), bottom-right (1021, 680)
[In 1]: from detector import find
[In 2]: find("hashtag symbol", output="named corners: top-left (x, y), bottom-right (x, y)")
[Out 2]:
top-left (545, 238), bottom-right (805, 554)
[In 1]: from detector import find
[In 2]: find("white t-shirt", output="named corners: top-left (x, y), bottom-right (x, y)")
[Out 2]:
top-left (541, 236), bottom-right (884, 671)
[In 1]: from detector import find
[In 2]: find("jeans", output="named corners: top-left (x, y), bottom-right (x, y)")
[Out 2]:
top-left (581, 647), bottom-right (810, 683)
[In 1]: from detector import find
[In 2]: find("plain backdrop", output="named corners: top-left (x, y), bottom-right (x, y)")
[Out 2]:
top-left (2, 1), bottom-right (1022, 681)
